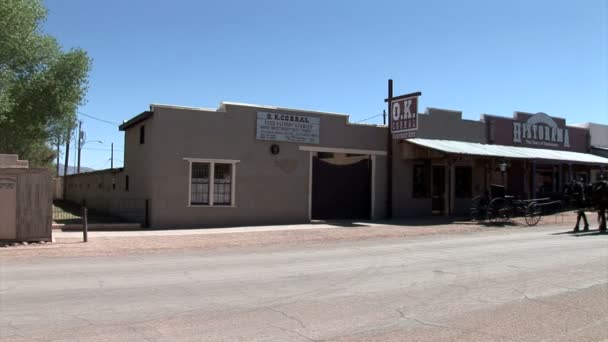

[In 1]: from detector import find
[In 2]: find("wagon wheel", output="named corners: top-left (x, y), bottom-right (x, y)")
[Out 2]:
top-left (488, 198), bottom-right (511, 224)
top-left (524, 202), bottom-right (542, 226)
top-left (470, 195), bottom-right (488, 222)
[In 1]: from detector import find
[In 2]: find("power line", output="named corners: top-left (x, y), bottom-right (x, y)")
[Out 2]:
top-left (82, 147), bottom-right (123, 152)
top-left (78, 111), bottom-right (120, 125)
top-left (355, 114), bottom-right (383, 123)
top-left (98, 159), bottom-right (111, 169)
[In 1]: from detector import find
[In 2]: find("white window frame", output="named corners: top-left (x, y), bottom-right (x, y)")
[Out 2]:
top-left (184, 158), bottom-right (239, 207)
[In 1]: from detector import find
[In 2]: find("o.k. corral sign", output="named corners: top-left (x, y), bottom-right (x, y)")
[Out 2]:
top-left (256, 112), bottom-right (320, 144)
top-left (390, 92), bottom-right (421, 139)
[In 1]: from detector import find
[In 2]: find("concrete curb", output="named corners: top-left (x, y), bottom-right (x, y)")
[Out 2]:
top-left (52, 223), bottom-right (142, 231)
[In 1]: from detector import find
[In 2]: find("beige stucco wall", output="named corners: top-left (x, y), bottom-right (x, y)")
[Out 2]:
top-left (64, 168), bottom-right (149, 223)
top-left (65, 169), bottom-right (126, 202)
top-left (117, 103), bottom-right (388, 228)
top-left (416, 108), bottom-right (487, 142)
top-left (588, 123), bottom-right (608, 147)
top-left (122, 117), bottom-right (155, 200)
top-left (572, 122), bottom-right (608, 148)
top-left (0, 154), bottom-right (28, 168)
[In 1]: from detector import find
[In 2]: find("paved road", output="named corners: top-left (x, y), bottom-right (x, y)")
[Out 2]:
top-left (1, 226), bottom-right (607, 341)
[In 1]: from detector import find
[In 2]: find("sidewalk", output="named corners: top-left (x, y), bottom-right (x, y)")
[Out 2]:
top-left (52, 220), bottom-right (391, 238)
top-left (51, 211), bottom-right (573, 239)
top-left (0, 212), bottom-right (583, 260)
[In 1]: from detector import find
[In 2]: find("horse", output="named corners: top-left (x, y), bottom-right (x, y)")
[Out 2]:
top-left (591, 176), bottom-right (608, 232)
top-left (563, 180), bottom-right (592, 231)
top-left (563, 175), bottom-right (608, 232)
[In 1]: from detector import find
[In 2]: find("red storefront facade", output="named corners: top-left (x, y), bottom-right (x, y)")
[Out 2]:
top-left (482, 111), bottom-right (592, 199)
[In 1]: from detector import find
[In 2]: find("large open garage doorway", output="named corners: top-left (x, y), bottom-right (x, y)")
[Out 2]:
top-left (311, 152), bottom-right (371, 220)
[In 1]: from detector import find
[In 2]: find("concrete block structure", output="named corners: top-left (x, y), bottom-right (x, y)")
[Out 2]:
top-left (0, 155), bottom-right (52, 241)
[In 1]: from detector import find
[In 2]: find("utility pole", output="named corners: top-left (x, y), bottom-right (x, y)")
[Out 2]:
top-left (62, 126), bottom-right (71, 199)
top-left (56, 140), bottom-right (60, 176)
top-left (110, 142), bottom-right (114, 169)
top-left (76, 120), bottom-right (83, 174)
top-left (72, 125), bottom-right (78, 173)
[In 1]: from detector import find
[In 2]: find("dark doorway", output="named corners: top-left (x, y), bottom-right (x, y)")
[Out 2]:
top-left (312, 156), bottom-right (371, 220)
top-left (431, 165), bottom-right (445, 213)
top-left (507, 161), bottom-right (525, 197)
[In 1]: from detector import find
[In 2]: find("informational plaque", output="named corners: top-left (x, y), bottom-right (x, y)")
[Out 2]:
top-left (256, 112), bottom-right (320, 144)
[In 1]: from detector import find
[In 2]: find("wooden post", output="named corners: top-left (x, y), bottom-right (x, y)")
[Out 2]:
top-left (386, 79), bottom-right (393, 219)
top-left (82, 207), bottom-right (88, 242)
top-left (531, 160), bottom-right (537, 199)
top-left (484, 160), bottom-right (488, 193)
top-left (144, 199), bottom-right (150, 228)
top-left (446, 159), bottom-right (451, 216)
top-left (448, 158), bottom-right (454, 215)
top-left (558, 163), bottom-right (563, 192)
top-left (552, 165), bottom-right (557, 192)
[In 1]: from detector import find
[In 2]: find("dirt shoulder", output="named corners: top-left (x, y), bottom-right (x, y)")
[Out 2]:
top-left (0, 212), bottom-right (587, 259)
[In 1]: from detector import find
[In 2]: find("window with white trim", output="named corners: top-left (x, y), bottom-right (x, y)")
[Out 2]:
top-left (213, 163), bottom-right (232, 205)
top-left (190, 163), bottom-right (210, 205)
top-left (186, 159), bottom-right (238, 206)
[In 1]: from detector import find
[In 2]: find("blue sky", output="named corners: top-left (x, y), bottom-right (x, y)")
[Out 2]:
top-left (43, 0), bottom-right (607, 169)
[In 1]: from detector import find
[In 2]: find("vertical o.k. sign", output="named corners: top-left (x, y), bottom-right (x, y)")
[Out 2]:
top-left (390, 95), bottom-right (419, 138)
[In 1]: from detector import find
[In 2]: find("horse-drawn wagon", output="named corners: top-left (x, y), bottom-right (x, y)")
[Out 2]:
top-left (470, 184), bottom-right (544, 226)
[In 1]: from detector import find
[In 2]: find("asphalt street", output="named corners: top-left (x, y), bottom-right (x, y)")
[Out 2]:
top-left (1, 225), bottom-right (607, 341)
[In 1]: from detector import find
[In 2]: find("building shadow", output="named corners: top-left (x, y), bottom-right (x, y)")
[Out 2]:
top-left (315, 221), bottom-right (372, 228)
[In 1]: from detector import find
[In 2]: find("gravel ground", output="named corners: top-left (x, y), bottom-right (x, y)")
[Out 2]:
top-left (0, 211), bottom-right (595, 259)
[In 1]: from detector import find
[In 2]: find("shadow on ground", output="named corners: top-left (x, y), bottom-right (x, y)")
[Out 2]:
top-left (551, 229), bottom-right (607, 237)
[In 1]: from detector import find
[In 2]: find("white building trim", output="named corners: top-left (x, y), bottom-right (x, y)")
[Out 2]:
top-left (184, 158), bottom-right (240, 207)
top-left (184, 158), bottom-right (240, 164)
top-left (304, 148), bottom-right (380, 222)
top-left (299, 146), bottom-right (387, 156)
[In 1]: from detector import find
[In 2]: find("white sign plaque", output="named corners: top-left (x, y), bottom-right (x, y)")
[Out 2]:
top-left (256, 112), bottom-right (320, 144)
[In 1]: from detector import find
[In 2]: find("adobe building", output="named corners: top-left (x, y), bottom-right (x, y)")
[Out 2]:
top-left (65, 102), bottom-right (389, 227)
top-left (64, 100), bottom-right (608, 228)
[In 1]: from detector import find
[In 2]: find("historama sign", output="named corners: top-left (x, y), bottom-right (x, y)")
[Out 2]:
top-left (512, 112), bottom-right (570, 148)
top-left (484, 111), bottom-right (590, 153)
